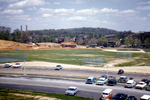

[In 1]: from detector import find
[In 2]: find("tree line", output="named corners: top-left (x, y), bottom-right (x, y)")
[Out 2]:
top-left (0, 26), bottom-right (150, 48)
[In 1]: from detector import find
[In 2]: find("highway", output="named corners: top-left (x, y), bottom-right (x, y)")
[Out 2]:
top-left (0, 75), bottom-right (150, 99)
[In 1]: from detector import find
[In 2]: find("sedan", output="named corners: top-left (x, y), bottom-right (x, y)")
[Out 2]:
top-left (118, 76), bottom-right (128, 83)
top-left (13, 63), bottom-right (21, 68)
top-left (145, 83), bottom-right (150, 91)
top-left (125, 80), bottom-right (136, 88)
top-left (111, 93), bottom-right (128, 100)
top-left (117, 69), bottom-right (124, 74)
top-left (65, 86), bottom-right (79, 95)
top-left (3, 63), bottom-right (12, 68)
top-left (141, 79), bottom-right (149, 84)
top-left (86, 77), bottom-right (96, 84)
top-left (127, 96), bottom-right (137, 100)
top-left (96, 77), bottom-right (108, 85)
top-left (135, 81), bottom-right (147, 89)
top-left (55, 65), bottom-right (62, 70)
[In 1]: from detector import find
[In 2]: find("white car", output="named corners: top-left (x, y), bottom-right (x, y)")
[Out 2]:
top-left (135, 81), bottom-right (147, 89)
top-left (125, 80), bottom-right (136, 88)
top-left (13, 63), bottom-right (22, 68)
top-left (65, 86), bottom-right (79, 95)
top-left (140, 95), bottom-right (150, 100)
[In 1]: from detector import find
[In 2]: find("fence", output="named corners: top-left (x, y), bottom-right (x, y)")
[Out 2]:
top-left (82, 58), bottom-right (103, 66)
top-left (0, 53), bottom-right (28, 63)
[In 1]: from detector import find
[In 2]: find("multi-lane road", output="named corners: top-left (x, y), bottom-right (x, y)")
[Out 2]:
top-left (0, 66), bottom-right (150, 99)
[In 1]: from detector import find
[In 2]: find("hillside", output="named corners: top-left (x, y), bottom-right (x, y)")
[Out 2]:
top-left (0, 40), bottom-right (61, 50)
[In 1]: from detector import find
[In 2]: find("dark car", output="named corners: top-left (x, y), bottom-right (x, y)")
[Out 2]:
top-left (111, 93), bottom-right (128, 100)
top-left (145, 83), bottom-right (150, 91)
top-left (127, 96), bottom-right (137, 100)
top-left (117, 69), bottom-right (124, 74)
top-left (86, 77), bottom-right (96, 84)
top-left (141, 79), bottom-right (149, 84)
top-left (107, 79), bottom-right (117, 86)
top-left (118, 76), bottom-right (128, 83)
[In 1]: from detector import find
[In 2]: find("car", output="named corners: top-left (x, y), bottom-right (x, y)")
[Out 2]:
top-left (65, 86), bottom-right (79, 95)
top-left (108, 76), bottom-right (116, 80)
top-left (86, 77), bottom-right (96, 84)
top-left (118, 76), bottom-right (128, 83)
top-left (125, 80), bottom-right (136, 88)
top-left (145, 83), bottom-right (150, 91)
top-left (3, 63), bottom-right (12, 68)
top-left (96, 77), bottom-right (108, 85)
top-left (99, 75), bottom-right (107, 79)
top-left (140, 95), bottom-right (150, 100)
top-left (100, 89), bottom-right (113, 100)
top-left (128, 77), bottom-right (134, 81)
top-left (117, 69), bottom-right (124, 74)
top-left (107, 79), bottom-right (117, 86)
top-left (127, 96), bottom-right (137, 100)
top-left (13, 63), bottom-right (21, 68)
top-left (55, 65), bottom-right (62, 70)
top-left (135, 81), bottom-right (147, 89)
top-left (141, 79), bottom-right (149, 84)
top-left (111, 93), bottom-right (128, 100)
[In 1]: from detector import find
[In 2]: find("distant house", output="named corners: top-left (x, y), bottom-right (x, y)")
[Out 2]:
top-left (58, 36), bottom-right (64, 43)
top-left (61, 42), bottom-right (77, 48)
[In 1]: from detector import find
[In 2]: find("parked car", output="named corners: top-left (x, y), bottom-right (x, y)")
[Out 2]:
top-left (128, 77), bottom-right (134, 81)
top-left (108, 76), bottom-right (116, 80)
top-left (111, 93), bottom-right (128, 100)
top-left (145, 83), bottom-right (150, 91)
top-left (141, 79), bottom-right (149, 84)
top-left (107, 79), bottom-right (117, 86)
top-left (99, 75), bottom-right (107, 79)
top-left (118, 76), bottom-right (128, 83)
top-left (117, 69), bottom-right (124, 74)
top-left (135, 81), bottom-right (147, 89)
top-left (3, 63), bottom-right (12, 68)
top-left (65, 86), bottom-right (79, 95)
top-left (140, 95), bottom-right (150, 100)
top-left (127, 96), bottom-right (137, 100)
top-left (96, 77), bottom-right (108, 85)
top-left (86, 77), bottom-right (96, 84)
top-left (99, 89), bottom-right (113, 100)
top-left (125, 80), bottom-right (136, 88)
top-left (55, 65), bottom-right (62, 70)
top-left (13, 63), bottom-right (21, 68)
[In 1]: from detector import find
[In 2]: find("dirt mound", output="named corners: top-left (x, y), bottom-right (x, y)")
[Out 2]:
top-left (0, 40), bottom-right (61, 50)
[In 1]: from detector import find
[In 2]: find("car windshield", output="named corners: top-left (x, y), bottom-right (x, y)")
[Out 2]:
top-left (68, 88), bottom-right (75, 91)
top-left (103, 93), bottom-right (108, 95)
top-left (16, 63), bottom-right (20, 65)
top-left (99, 79), bottom-right (104, 81)
top-left (56, 65), bottom-right (61, 67)
top-left (138, 83), bottom-right (143, 85)
top-left (120, 78), bottom-right (125, 79)
top-left (87, 79), bottom-right (92, 82)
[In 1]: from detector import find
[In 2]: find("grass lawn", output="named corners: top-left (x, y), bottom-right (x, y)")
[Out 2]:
top-left (0, 48), bottom-right (150, 66)
top-left (0, 88), bottom-right (95, 100)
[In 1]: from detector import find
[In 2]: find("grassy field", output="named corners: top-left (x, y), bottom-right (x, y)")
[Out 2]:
top-left (0, 48), bottom-right (150, 66)
top-left (0, 88), bottom-right (95, 100)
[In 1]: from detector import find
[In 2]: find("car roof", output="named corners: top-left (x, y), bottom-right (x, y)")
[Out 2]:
top-left (88, 77), bottom-right (94, 79)
top-left (68, 86), bottom-right (77, 89)
top-left (103, 89), bottom-right (112, 93)
top-left (141, 95), bottom-right (150, 99)
top-left (5, 63), bottom-right (10, 64)
top-left (127, 80), bottom-right (134, 83)
top-left (138, 81), bottom-right (145, 83)
top-left (120, 76), bottom-right (126, 78)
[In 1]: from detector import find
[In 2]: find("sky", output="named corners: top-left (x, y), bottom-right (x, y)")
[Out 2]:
top-left (0, 0), bottom-right (150, 32)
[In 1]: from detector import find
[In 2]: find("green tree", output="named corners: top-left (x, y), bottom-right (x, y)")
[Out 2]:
top-left (76, 38), bottom-right (83, 45)
top-left (64, 36), bottom-right (71, 42)
top-left (90, 38), bottom-right (97, 45)
top-left (123, 36), bottom-right (134, 47)
top-left (97, 37), bottom-right (108, 46)
top-left (134, 38), bottom-right (141, 47)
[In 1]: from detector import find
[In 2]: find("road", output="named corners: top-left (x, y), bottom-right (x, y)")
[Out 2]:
top-left (0, 75), bottom-right (150, 99)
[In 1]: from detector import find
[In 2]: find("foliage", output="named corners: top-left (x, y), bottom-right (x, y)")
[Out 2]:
top-left (0, 88), bottom-right (94, 100)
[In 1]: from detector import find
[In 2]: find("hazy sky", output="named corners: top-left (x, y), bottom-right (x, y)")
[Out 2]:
top-left (0, 0), bottom-right (150, 32)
